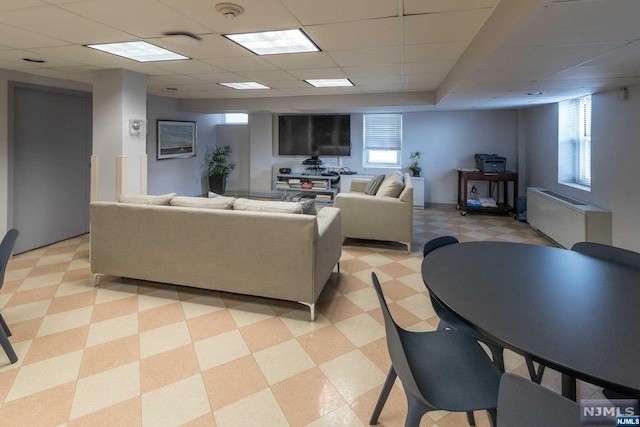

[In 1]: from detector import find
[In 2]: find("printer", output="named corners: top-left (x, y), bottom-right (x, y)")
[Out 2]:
top-left (475, 153), bottom-right (506, 173)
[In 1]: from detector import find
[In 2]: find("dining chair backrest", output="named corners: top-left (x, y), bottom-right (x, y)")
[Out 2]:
top-left (498, 373), bottom-right (580, 427)
top-left (571, 241), bottom-right (640, 268)
top-left (371, 272), bottom-right (427, 406)
top-left (423, 236), bottom-right (459, 258)
top-left (0, 229), bottom-right (19, 289)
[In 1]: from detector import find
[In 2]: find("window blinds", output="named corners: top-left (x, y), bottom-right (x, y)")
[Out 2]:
top-left (558, 95), bottom-right (591, 187)
top-left (363, 113), bottom-right (402, 150)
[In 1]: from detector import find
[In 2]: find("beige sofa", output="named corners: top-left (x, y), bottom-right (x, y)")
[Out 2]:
top-left (334, 172), bottom-right (413, 252)
top-left (90, 200), bottom-right (342, 320)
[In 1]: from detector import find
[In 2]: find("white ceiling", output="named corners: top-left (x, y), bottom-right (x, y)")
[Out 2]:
top-left (0, 0), bottom-right (639, 111)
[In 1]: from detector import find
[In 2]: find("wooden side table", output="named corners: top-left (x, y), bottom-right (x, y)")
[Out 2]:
top-left (456, 170), bottom-right (518, 217)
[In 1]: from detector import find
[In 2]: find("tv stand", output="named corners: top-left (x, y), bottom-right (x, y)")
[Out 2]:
top-left (275, 173), bottom-right (339, 204)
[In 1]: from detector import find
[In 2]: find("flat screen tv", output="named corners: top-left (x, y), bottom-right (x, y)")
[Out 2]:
top-left (278, 115), bottom-right (351, 156)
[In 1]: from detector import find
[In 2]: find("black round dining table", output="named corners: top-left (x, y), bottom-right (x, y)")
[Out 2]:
top-left (421, 241), bottom-right (640, 399)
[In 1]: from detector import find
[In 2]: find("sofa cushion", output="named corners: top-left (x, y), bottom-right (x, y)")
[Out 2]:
top-left (300, 199), bottom-right (317, 215)
top-left (365, 174), bottom-right (385, 195)
top-left (170, 195), bottom-right (235, 210)
top-left (233, 198), bottom-right (303, 214)
top-left (376, 173), bottom-right (404, 198)
top-left (118, 193), bottom-right (176, 205)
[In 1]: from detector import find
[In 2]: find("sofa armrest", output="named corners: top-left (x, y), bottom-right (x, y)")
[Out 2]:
top-left (313, 207), bottom-right (342, 302)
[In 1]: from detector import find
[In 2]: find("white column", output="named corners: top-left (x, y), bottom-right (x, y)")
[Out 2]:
top-left (248, 113), bottom-right (273, 192)
top-left (92, 69), bottom-right (147, 201)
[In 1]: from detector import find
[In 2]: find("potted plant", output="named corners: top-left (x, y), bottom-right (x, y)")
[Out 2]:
top-left (204, 145), bottom-right (235, 194)
top-left (408, 151), bottom-right (422, 177)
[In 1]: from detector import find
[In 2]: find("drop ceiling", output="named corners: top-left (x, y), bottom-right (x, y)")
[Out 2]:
top-left (0, 0), bottom-right (639, 111)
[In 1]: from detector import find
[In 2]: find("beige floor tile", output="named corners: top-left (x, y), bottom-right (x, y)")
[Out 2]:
top-left (378, 279), bottom-right (419, 301)
top-left (398, 256), bottom-right (423, 272)
top-left (6, 257), bottom-right (38, 271)
top-left (46, 290), bottom-right (96, 315)
top-left (140, 344), bottom-right (201, 393)
top-left (194, 329), bottom-right (250, 371)
top-left (37, 306), bottom-right (93, 338)
top-left (0, 382), bottom-right (76, 427)
top-left (4, 268), bottom-right (31, 282)
top-left (5, 285), bottom-right (58, 308)
top-left (344, 287), bottom-right (380, 312)
top-left (27, 262), bottom-right (69, 278)
top-left (181, 413), bottom-right (217, 427)
top-left (375, 262), bottom-right (417, 280)
top-left (0, 339), bottom-right (31, 372)
top-left (181, 295), bottom-right (225, 319)
top-left (318, 295), bottom-right (363, 324)
top-left (68, 396), bottom-right (141, 427)
top-left (352, 269), bottom-right (393, 287)
top-left (24, 326), bottom-right (88, 365)
top-left (359, 253), bottom-right (395, 267)
top-left (142, 374), bottom-right (211, 427)
top-left (359, 337), bottom-right (391, 373)
top-left (36, 253), bottom-right (75, 267)
top-left (397, 272), bottom-right (427, 292)
top-left (55, 278), bottom-right (94, 298)
top-left (139, 320), bottom-right (192, 359)
top-left (0, 368), bottom-right (19, 403)
top-left (253, 339), bottom-right (315, 385)
top-left (6, 350), bottom-right (83, 402)
top-left (349, 383), bottom-right (411, 426)
top-left (2, 299), bottom-right (51, 324)
top-left (137, 288), bottom-right (180, 312)
top-left (94, 283), bottom-right (138, 304)
top-left (79, 334), bottom-right (140, 379)
top-left (272, 367), bottom-right (346, 426)
top-left (320, 350), bottom-right (386, 402)
top-left (228, 301), bottom-right (275, 327)
top-left (334, 313), bottom-right (386, 348)
top-left (0, 293), bottom-right (11, 309)
top-left (67, 258), bottom-right (91, 271)
top-left (139, 302), bottom-right (185, 332)
top-left (239, 317), bottom-right (293, 353)
top-left (187, 309), bottom-right (238, 342)
top-left (306, 404), bottom-right (365, 427)
top-left (91, 295), bottom-right (139, 323)
top-left (70, 361), bottom-right (140, 420)
top-left (330, 274), bottom-right (369, 294)
top-left (62, 266), bottom-right (91, 283)
top-left (85, 313), bottom-right (138, 348)
top-left (297, 325), bottom-right (356, 365)
top-left (280, 310), bottom-right (331, 337)
top-left (395, 293), bottom-right (436, 320)
top-left (213, 388), bottom-right (289, 427)
top-left (202, 354), bottom-right (268, 411)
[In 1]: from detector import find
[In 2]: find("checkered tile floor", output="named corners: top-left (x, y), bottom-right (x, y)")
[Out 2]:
top-left (0, 208), bottom-right (606, 426)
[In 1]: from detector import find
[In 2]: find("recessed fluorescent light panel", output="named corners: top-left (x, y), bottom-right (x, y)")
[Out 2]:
top-left (305, 79), bottom-right (354, 88)
top-left (86, 41), bottom-right (188, 62)
top-left (224, 29), bottom-right (319, 55)
top-left (219, 82), bottom-right (270, 90)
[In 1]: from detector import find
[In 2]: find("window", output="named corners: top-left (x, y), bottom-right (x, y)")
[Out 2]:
top-left (363, 113), bottom-right (402, 168)
top-left (223, 113), bottom-right (248, 124)
top-left (558, 95), bottom-right (591, 188)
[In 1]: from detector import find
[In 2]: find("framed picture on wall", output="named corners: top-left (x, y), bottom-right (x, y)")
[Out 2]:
top-left (157, 120), bottom-right (196, 160)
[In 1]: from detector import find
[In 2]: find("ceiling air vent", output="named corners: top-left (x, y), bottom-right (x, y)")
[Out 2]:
top-left (215, 3), bottom-right (245, 18)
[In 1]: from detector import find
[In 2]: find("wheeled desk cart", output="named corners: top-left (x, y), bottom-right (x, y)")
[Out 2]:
top-left (456, 170), bottom-right (518, 217)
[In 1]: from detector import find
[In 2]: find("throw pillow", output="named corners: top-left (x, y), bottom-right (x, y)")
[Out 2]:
top-left (299, 199), bottom-right (317, 215)
top-left (365, 174), bottom-right (385, 195)
top-left (170, 196), bottom-right (235, 210)
top-left (376, 173), bottom-right (404, 198)
top-left (233, 198), bottom-right (303, 214)
top-left (118, 193), bottom-right (177, 205)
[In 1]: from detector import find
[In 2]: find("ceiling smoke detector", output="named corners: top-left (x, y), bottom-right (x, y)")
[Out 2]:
top-left (215, 3), bottom-right (244, 18)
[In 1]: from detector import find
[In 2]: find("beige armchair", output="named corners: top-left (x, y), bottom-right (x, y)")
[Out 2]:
top-left (334, 173), bottom-right (413, 252)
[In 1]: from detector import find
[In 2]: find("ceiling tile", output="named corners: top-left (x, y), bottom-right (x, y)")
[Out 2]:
top-left (118, 62), bottom-right (175, 76)
top-left (504, 0), bottom-right (640, 47)
top-left (404, 0), bottom-right (499, 15)
top-left (153, 60), bottom-right (224, 75)
top-left (50, 65), bottom-right (100, 76)
top-left (580, 40), bottom-right (640, 68)
top-left (546, 64), bottom-right (640, 80)
top-left (158, 0), bottom-right (299, 33)
top-left (237, 70), bottom-right (297, 81)
top-left (403, 61), bottom-right (455, 75)
top-left (195, 72), bottom-right (249, 83)
top-left (260, 80), bottom-right (310, 89)
top-left (21, 67), bottom-right (87, 81)
top-left (264, 52), bottom-right (338, 70)
top-left (0, 0), bottom-right (45, 11)
top-left (203, 56), bottom-right (278, 72)
top-left (0, 49), bottom-right (83, 67)
top-left (403, 42), bottom-right (468, 62)
top-left (466, 67), bottom-right (562, 84)
top-left (305, 17), bottom-right (399, 51)
top-left (403, 73), bottom-right (448, 84)
top-left (280, 87), bottom-right (324, 96)
top-left (343, 64), bottom-right (400, 78)
top-left (477, 42), bottom-right (624, 71)
top-left (0, 6), bottom-right (133, 44)
top-left (61, 0), bottom-right (210, 39)
top-left (329, 46), bottom-right (400, 67)
top-left (0, 23), bottom-right (69, 49)
top-left (148, 74), bottom-right (211, 86)
top-left (358, 83), bottom-right (403, 93)
top-left (318, 87), bottom-right (361, 95)
top-left (150, 34), bottom-right (253, 60)
top-left (402, 82), bottom-right (440, 91)
top-left (350, 75), bottom-right (402, 85)
top-left (280, 0), bottom-right (397, 25)
top-left (403, 9), bottom-right (493, 45)
top-left (287, 68), bottom-right (347, 79)
top-left (26, 45), bottom-right (133, 66)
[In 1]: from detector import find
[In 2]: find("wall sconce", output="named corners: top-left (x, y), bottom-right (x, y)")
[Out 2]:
top-left (129, 119), bottom-right (146, 137)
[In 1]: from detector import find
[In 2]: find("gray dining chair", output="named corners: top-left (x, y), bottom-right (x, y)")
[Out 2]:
top-left (423, 236), bottom-right (545, 392)
top-left (0, 229), bottom-right (19, 364)
top-left (498, 373), bottom-right (581, 427)
top-left (571, 241), bottom-right (640, 400)
top-left (369, 272), bottom-right (501, 427)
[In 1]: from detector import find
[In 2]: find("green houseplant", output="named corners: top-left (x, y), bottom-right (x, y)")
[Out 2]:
top-left (204, 145), bottom-right (235, 194)
top-left (408, 151), bottom-right (422, 177)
